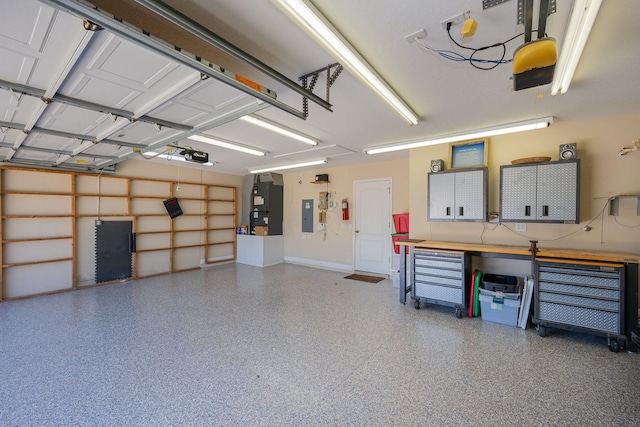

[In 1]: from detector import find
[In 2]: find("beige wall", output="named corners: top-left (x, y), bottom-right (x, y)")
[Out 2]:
top-left (281, 158), bottom-right (410, 270)
top-left (409, 112), bottom-right (640, 255)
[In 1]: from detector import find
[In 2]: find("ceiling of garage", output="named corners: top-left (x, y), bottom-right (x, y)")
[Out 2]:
top-left (1, 0), bottom-right (639, 175)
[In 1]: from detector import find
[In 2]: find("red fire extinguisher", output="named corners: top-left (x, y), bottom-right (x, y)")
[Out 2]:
top-left (342, 199), bottom-right (349, 220)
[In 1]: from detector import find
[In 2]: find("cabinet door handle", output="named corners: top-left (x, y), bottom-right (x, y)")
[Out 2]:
top-left (459, 206), bottom-right (464, 216)
top-left (542, 205), bottom-right (549, 216)
top-left (525, 205), bottom-right (531, 217)
top-left (446, 207), bottom-right (451, 216)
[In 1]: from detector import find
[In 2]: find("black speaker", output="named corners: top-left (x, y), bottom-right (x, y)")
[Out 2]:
top-left (559, 143), bottom-right (576, 161)
top-left (430, 159), bottom-right (444, 173)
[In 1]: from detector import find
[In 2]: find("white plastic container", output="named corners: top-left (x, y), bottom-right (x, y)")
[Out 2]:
top-left (391, 269), bottom-right (400, 288)
top-left (479, 291), bottom-right (520, 327)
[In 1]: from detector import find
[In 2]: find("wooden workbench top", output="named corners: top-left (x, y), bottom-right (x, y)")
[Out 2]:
top-left (396, 239), bottom-right (640, 264)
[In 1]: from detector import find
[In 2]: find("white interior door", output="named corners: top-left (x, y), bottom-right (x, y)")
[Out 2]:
top-left (354, 178), bottom-right (391, 275)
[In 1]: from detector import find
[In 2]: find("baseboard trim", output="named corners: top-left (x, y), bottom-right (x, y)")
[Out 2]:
top-left (284, 256), bottom-right (353, 273)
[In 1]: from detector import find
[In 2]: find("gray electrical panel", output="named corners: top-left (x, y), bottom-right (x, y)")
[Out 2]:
top-left (302, 199), bottom-right (313, 233)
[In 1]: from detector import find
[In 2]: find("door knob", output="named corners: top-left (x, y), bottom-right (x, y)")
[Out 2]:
top-left (355, 229), bottom-right (360, 233)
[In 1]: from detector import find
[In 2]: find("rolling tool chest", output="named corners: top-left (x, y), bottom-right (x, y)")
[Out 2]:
top-left (534, 260), bottom-right (626, 352)
top-left (411, 248), bottom-right (470, 318)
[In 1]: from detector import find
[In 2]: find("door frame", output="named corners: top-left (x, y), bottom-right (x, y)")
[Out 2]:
top-left (352, 177), bottom-right (392, 275)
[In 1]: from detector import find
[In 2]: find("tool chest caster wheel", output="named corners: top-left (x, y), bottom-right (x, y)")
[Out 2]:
top-left (455, 308), bottom-right (462, 318)
top-left (538, 325), bottom-right (547, 337)
top-left (414, 300), bottom-right (420, 310)
top-left (608, 339), bottom-right (620, 353)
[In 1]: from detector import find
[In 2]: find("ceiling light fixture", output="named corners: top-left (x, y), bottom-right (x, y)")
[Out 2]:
top-left (271, 0), bottom-right (419, 126)
top-left (239, 115), bottom-right (318, 146)
top-left (550, 0), bottom-right (602, 95)
top-left (188, 134), bottom-right (266, 156)
top-left (250, 158), bottom-right (327, 174)
top-left (365, 117), bottom-right (553, 154)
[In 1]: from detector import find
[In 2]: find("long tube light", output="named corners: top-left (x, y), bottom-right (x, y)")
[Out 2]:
top-left (239, 115), bottom-right (318, 146)
top-left (271, 0), bottom-right (419, 126)
top-left (188, 134), bottom-right (266, 156)
top-left (550, 0), bottom-right (602, 95)
top-left (365, 117), bottom-right (553, 154)
top-left (250, 159), bottom-right (327, 174)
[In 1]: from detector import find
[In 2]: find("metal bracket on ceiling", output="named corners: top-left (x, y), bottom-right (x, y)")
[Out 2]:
top-left (483, 0), bottom-right (513, 10)
top-left (118, 0), bottom-right (332, 117)
top-left (516, 0), bottom-right (556, 26)
top-left (299, 63), bottom-right (343, 119)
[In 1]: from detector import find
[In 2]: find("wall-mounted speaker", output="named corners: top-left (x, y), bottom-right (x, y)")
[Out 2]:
top-left (559, 143), bottom-right (577, 161)
top-left (430, 159), bottom-right (444, 173)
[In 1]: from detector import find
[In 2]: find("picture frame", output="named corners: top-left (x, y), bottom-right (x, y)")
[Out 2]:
top-left (448, 138), bottom-right (488, 169)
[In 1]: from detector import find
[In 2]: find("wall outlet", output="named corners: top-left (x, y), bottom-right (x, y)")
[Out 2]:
top-left (515, 223), bottom-right (527, 232)
top-left (441, 13), bottom-right (465, 29)
top-left (404, 28), bottom-right (427, 43)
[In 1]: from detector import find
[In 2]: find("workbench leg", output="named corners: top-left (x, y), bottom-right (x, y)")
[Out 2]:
top-left (625, 263), bottom-right (638, 352)
top-left (399, 247), bottom-right (406, 304)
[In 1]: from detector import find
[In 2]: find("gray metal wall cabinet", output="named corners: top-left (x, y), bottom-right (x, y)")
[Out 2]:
top-left (428, 167), bottom-right (487, 222)
top-left (500, 159), bottom-right (580, 223)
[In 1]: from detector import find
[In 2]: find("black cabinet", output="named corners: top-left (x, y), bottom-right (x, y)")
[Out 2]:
top-left (250, 182), bottom-right (283, 235)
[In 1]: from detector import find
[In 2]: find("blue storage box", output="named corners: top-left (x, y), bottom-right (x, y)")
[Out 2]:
top-left (479, 289), bottom-right (521, 327)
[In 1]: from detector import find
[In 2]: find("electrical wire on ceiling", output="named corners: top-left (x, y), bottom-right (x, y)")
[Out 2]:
top-left (133, 146), bottom-right (171, 160)
top-left (414, 22), bottom-right (538, 71)
top-left (446, 22), bottom-right (532, 70)
top-left (415, 38), bottom-right (513, 67)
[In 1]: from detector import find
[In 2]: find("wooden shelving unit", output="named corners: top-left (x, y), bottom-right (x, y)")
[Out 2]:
top-left (0, 166), bottom-right (236, 301)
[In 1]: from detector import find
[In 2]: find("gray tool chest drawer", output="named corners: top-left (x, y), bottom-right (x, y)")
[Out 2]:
top-left (411, 249), bottom-right (469, 318)
top-left (534, 260), bottom-right (625, 351)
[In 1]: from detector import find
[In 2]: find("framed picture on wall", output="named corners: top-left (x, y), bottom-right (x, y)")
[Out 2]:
top-left (449, 139), bottom-right (488, 169)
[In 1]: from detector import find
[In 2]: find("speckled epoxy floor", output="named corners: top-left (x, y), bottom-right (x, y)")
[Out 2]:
top-left (1, 262), bottom-right (638, 426)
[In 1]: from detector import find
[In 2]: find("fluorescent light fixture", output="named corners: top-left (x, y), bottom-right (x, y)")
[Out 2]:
top-left (187, 134), bottom-right (266, 156)
top-left (239, 115), bottom-right (318, 146)
top-left (551, 0), bottom-right (602, 95)
top-left (250, 158), bottom-right (327, 174)
top-left (154, 152), bottom-right (214, 166)
top-left (271, 0), bottom-right (419, 126)
top-left (365, 117), bottom-right (553, 154)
